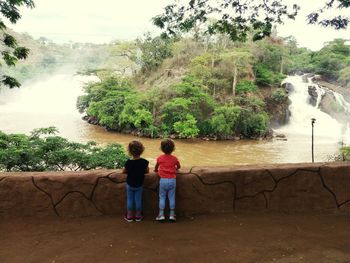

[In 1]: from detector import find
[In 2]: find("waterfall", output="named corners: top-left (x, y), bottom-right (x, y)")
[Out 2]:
top-left (276, 75), bottom-right (349, 162)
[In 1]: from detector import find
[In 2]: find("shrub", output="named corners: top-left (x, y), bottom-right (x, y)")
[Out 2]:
top-left (210, 105), bottom-right (241, 137)
top-left (239, 110), bottom-right (269, 138)
top-left (0, 128), bottom-right (128, 172)
top-left (272, 88), bottom-right (288, 103)
top-left (236, 80), bottom-right (257, 94)
top-left (173, 114), bottom-right (199, 138)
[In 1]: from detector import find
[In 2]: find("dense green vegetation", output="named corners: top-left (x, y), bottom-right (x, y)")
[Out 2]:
top-left (310, 39), bottom-right (350, 86)
top-left (78, 33), bottom-right (350, 140)
top-left (0, 127), bottom-right (128, 172)
top-left (78, 34), bottom-right (289, 139)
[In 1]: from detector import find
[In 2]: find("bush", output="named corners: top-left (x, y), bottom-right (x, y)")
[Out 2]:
top-left (210, 105), bottom-right (241, 137)
top-left (254, 63), bottom-right (275, 86)
top-left (239, 110), bottom-right (269, 138)
top-left (0, 127), bottom-right (128, 172)
top-left (173, 114), bottom-right (199, 138)
top-left (341, 146), bottom-right (350, 161)
top-left (236, 80), bottom-right (257, 94)
top-left (272, 88), bottom-right (288, 103)
top-left (161, 98), bottom-right (192, 129)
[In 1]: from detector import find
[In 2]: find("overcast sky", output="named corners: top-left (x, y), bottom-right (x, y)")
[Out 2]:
top-left (9, 0), bottom-right (350, 51)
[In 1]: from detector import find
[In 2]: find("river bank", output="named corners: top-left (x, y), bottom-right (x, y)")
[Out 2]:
top-left (0, 73), bottom-right (346, 167)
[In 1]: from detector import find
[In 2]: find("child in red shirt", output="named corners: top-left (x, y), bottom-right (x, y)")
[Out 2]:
top-left (154, 139), bottom-right (181, 222)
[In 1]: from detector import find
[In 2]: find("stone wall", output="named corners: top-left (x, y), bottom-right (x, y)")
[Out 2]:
top-left (0, 162), bottom-right (349, 218)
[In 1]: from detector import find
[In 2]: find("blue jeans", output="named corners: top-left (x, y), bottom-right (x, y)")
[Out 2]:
top-left (159, 178), bottom-right (176, 210)
top-left (126, 184), bottom-right (143, 211)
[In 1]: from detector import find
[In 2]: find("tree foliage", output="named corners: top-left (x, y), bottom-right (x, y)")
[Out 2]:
top-left (153, 0), bottom-right (349, 41)
top-left (0, 0), bottom-right (35, 88)
top-left (310, 39), bottom-right (350, 81)
top-left (340, 146), bottom-right (350, 161)
top-left (0, 127), bottom-right (128, 172)
top-left (136, 33), bottom-right (173, 73)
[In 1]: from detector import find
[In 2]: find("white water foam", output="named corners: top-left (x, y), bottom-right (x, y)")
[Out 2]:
top-left (278, 75), bottom-right (343, 139)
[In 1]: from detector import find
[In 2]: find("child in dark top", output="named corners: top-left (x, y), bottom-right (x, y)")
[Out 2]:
top-left (122, 140), bottom-right (149, 222)
top-left (154, 139), bottom-right (181, 222)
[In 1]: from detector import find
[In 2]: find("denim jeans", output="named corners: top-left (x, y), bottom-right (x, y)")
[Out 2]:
top-left (159, 178), bottom-right (176, 210)
top-left (126, 184), bottom-right (143, 211)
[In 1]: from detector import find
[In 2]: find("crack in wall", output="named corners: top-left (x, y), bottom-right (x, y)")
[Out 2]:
top-left (263, 192), bottom-right (268, 208)
top-left (31, 173), bottom-right (126, 217)
top-left (188, 170), bottom-right (237, 211)
top-left (319, 171), bottom-right (340, 208)
top-left (89, 172), bottom-right (124, 200)
top-left (53, 190), bottom-right (103, 215)
top-left (236, 168), bottom-right (321, 200)
top-left (3, 164), bottom-right (348, 217)
top-left (31, 177), bottom-right (59, 216)
top-left (319, 165), bottom-right (350, 209)
top-left (339, 199), bottom-right (350, 207)
top-left (188, 166), bottom-right (346, 211)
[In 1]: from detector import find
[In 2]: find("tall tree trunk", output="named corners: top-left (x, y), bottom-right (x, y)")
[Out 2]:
top-left (152, 104), bottom-right (156, 118)
top-left (232, 65), bottom-right (237, 96)
top-left (280, 56), bottom-right (284, 74)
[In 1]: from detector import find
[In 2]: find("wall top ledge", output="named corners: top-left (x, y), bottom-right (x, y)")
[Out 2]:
top-left (0, 162), bottom-right (348, 178)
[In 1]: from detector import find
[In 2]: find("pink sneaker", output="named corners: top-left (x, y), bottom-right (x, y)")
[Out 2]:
top-left (135, 211), bottom-right (143, 222)
top-left (124, 211), bottom-right (133, 222)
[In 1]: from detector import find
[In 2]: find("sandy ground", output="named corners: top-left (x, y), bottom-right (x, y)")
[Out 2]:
top-left (0, 213), bottom-right (349, 263)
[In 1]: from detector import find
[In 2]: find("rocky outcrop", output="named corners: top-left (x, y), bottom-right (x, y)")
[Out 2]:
top-left (1, 163), bottom-right (349, 218)
top-left (319, 92), bottom-right (350, 124)
top-left (308, 86), bottom-right (318, 106)
top-left (281, 82), bottom-right (294, 93)
top-left (315, 79), bottom-right (350, 102)
top-left (262, 84), bottom-right (292, 128)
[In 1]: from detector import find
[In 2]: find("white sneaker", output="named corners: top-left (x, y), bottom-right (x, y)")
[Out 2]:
top-left (156, 214), bottom-right (165, 221)
top-left (169, 214), bottom-right (176, 222)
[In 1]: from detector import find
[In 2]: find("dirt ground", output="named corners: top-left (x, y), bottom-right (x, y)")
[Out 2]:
top-left (0, 213), bottom-right (349, 263)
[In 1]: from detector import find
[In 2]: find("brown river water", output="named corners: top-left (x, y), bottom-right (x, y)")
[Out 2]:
top-left (0, 74), bottom-right (342, 167)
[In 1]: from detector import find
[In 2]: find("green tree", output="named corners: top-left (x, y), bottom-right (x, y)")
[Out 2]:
top-left (0, 127), bottom-right (128, 172)
top-left (210, 105), bottom-right (241, 138)
top-left (153, 1), bottom-right (349, 41)
top-left (239, 110), bottom-right (269, 137)
top-left (310, 39), bottom-right (350, 80)
top-left (161, 97), bottom-right (192, 129)
top-left (173, 114), bottom-right (199, 138)
top-left (136, 32), bottom-right (173, 73)
top-left (236, 80), bottom-right (257, 95)
top-left (220, 49), bottom-right (254, 96)
top-left (1, 0), bottom-right (35, 88)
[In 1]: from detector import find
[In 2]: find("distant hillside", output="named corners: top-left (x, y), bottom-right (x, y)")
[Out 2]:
top-left (2, 30), bottom-right (139, 84)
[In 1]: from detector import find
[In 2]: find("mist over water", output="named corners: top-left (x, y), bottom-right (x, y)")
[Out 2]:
top-left (0, 73), bottom-right (347, 166)
top-left (0, 73), bottom-right (99, 140)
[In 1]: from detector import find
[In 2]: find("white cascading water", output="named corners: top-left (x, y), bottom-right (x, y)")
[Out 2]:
top-left (279, 75), bottom-right (344, 138)
top-left (275, 75), bottom-right (349, 162)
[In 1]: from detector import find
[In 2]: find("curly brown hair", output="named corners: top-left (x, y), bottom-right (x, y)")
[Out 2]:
top-left (128, 141), bottom-right (144, 157)
top-left (160, 139), bottom-right (175, 154)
